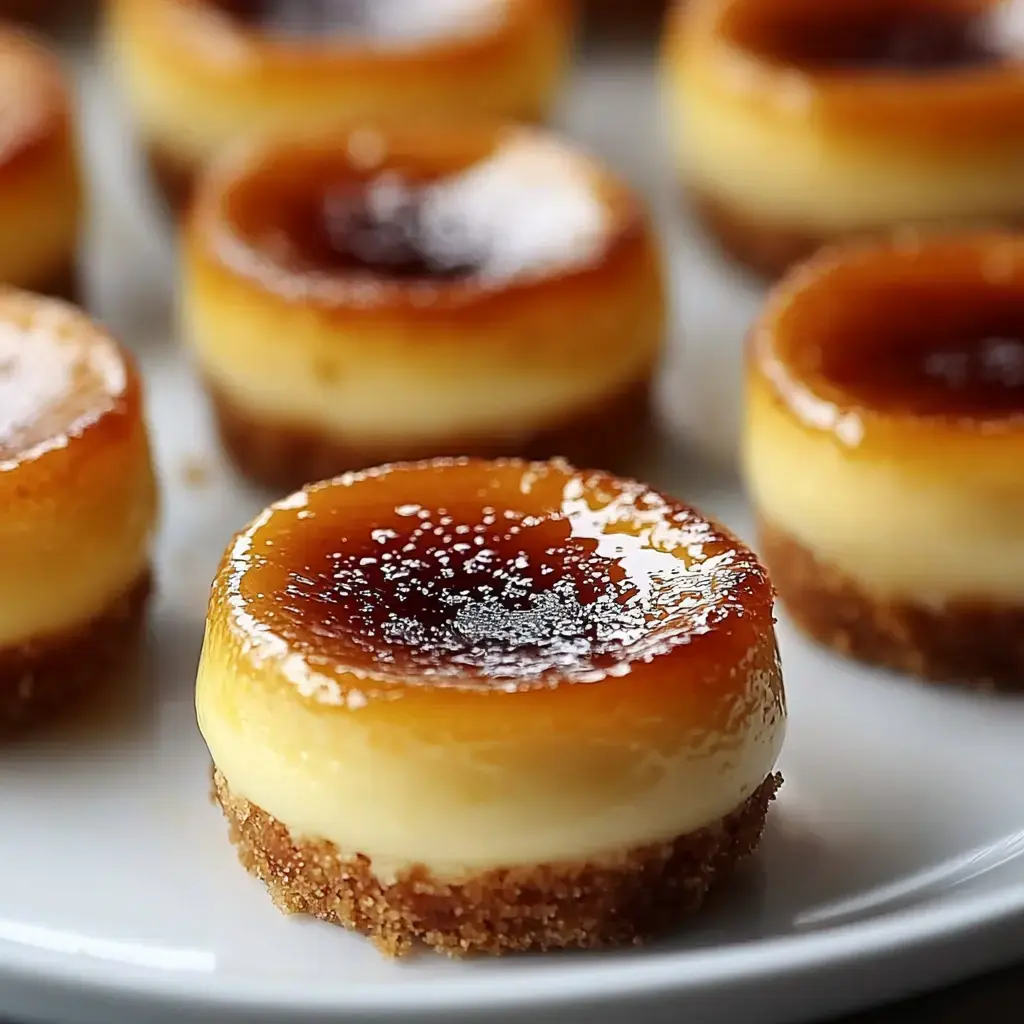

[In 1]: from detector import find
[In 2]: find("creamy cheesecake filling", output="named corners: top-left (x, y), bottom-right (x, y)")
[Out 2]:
top-left (198, 465), bottom-right (784, 877)
top-left (0, 299), bottom-right (156, 646)
top-left (746, 392), bottom-right (1024, 605)
top-left (676, 89), bottom-right (1024, 232)
top-left (673, 0), bottom-right (1024, 231)
top-left (747, 294), bottom-right (1024, 604)
top-left (108, 0), bottom-right (566, 170)
top-left (198, 660), bottom-right (783, 880)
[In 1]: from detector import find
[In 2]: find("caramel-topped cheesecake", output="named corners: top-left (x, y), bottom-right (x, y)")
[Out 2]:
top-left (745, 233), bottom-right (1024, 688)
top-left (183, 123), bottom-right (665, 489)
top-left (0, 290), bottom-right (157, 731)
top-left (666, 0), bottom-right (1024, 278)
top-left (106, 0), bottom-right (576, 208)
top-left (197, 458), bottom-right (785, 955)
top-left (0, 29), bottom-right (81, 299)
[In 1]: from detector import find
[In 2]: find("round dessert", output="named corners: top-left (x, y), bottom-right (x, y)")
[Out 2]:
top-left (0, 29), bottom-right (82, 299)
top-left (105, 0), bottom-right (576, 209)
top-left (666, 0), bottom-right (1024, 278)
top-left (0, 290), bottom-right (157, 731)
top-left (745, 233), bottom-right (1024, 689)
top-left (183, 123), bottom-right (665, 490)
top-left (197, 458), bottom-right (785, 955)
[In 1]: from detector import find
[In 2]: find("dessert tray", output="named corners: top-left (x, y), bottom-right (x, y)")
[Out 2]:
top-left (2, 33), bottom-right (1024, 1024)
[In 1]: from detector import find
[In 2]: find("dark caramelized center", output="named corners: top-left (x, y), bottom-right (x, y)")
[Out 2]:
top-left (819, 290), bottom-right (1024, 418)
top-left (740, 4), bottom-right (1021, 73)
top-left (266, 177), bottom-right (483, 282)
top-left (244, 470), bottom-right (763, 687)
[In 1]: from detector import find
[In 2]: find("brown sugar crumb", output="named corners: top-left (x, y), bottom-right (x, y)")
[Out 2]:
top-left (758, 517), bottom-right (1024, 690)
top-left (213, 769), bottom-right (782, 957)
top-left (0, 569), bottom-right (151, 732)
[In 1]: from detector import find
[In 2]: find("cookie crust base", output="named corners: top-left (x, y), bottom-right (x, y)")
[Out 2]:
top-left (207, 376), bottom-right (654, 491)
top-left (689, 189), bottom-right (833, 280)
top-left (213, 769), bottom-right (782, 957)
top-left (0, 569), bottom-right (151, 732)
top-left (759, 518), bottom-right (1024, 690)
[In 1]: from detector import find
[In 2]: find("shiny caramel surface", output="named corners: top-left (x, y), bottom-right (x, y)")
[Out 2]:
top-left (0, 291), bottom-right (132, 469)
top-left (678, 0), bottom-right (1024, 145)
top-left (198, 125), bottom-right (634, 309)
top-left (221, 459), bottom-right (774, 695)
top-left (751, 234), bottom-right (1024, 455)
top-left (724, 0), bottom-right (1018, 73)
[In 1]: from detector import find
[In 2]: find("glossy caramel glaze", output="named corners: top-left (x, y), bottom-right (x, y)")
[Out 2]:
top-left (727, 1), bottom-right (1015, 72)
top-left (225, 459), bottom-right (775, 693)
top-left (0, 290), bottom-right (133, 471)
top-left (676, 0), bottom-right (1024, 145)
top-left (200, 124), bottom-right (638, 309)
top-left (750, 233), bottom-right (1024, 459)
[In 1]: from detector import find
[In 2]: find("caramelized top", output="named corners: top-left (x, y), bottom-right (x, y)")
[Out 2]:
top-left (725, 0), bottom-right (1020, 73)
top-left (202, 126), bottom-right (624, 306)
top-left (753, 234), bottom-right (1024, 445)
top-left (684, 0), bottom-right (1024, 143)
top-left (0, 291), bottom-right (131, 470)
top-left (206, 0), bottom-right (509, 45)
top-left (221, 459), bottom-right (773, 694)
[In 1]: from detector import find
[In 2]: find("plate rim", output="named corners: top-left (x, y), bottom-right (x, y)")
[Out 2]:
top-left (3, 877), bottom-right (1024, 1018)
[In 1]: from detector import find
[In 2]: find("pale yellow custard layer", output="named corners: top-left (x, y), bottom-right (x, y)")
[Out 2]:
top-left (0, 294), bottom-right (157, 648)
top-left (198, 643), bottom-right (783, 879)
top-left (744, 382), bottom-right (1024, 605)
top-left (193, 614), bottom-right (782, 880)
top-left (183, 128), bottom-right (663, 444)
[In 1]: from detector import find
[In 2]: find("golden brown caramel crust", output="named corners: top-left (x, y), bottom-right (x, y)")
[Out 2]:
top-left (207, 376), bottom-right (653, 491)
top-left (759, 518), bottom-right (1024, 690)
top-left (678, 0), bottom-right (1024, 148)
top-left (214, 768), bottom-right (781, 956)
top-left (749, 233), bottom-right (1024, 460)
top-left (0, 569), bottom-right (151, 733)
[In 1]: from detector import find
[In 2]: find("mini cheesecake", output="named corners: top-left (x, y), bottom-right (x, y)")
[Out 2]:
top-left (197, 457), bottom-right (785, 956)
top-left (105, 0), bottom-right (576, 209)
top-left (745, 233), bottom-right (1024, 689)
top-left (183, 123), bottom-right (665, 490)
top-left (0, 290), bottom-right (157, 731)
top-left (666, 0), bottom-right (1024, 278)
top-left (0, 28), bottom-right (82, 299)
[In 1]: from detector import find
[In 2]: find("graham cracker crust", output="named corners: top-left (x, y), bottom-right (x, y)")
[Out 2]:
top-left (689, 189), bottom-right (831, 280)
top-left (0, 569), bottom-right (151, 732)
top-left (213, 769), bottom-right (782, 957)
top-left (207, 375), bottom-right (654, 492)
top-left (758, 518), bottom-right (1024, 691)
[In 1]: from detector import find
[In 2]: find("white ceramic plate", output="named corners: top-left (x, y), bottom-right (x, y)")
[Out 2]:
top-left (2, 35), bottom-right (1024, 1024)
